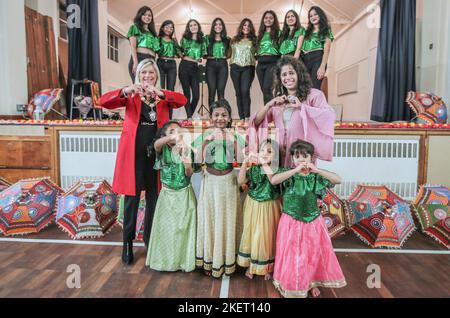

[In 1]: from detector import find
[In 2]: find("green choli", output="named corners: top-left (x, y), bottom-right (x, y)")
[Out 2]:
top-left (257, 31), bottom-right (280, 56)
top-left (192, 131), bottom-right (245, 171)
top-left (231, 39), bottom-right (256, 66)
top-left (280, 169), bottom-right (332, 223)
top-left (279, 28), bottom-right (305, 55)
top-left (158, 38), bottom-right (182, 58)
top-left (204, 35), bottom-right (229, 58)
top-left (302, 29), bottom-right (334, 53)
top-left (180, 37), bottom-right (207, 60)
top-left (154, 145), bottom-right (191, 191)
top-left (127, 24), bottom-right (160, 52)
top-left (246, 165), bottom-right (281, 202)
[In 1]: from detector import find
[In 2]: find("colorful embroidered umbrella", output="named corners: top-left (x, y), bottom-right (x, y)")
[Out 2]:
top-left (412, 185), bottom-right (449, 249)
top-left (56, 180), bottom-right (118, 239)
top-left (0, 178), bottom-right (63, 236)
top-left (0, 178), bottom-right (11, 192)
top-left (26, 88), bottom-right (64, 118)
top-left (346, 185), bottom-right (416, 248)
top-left (319, 189), bottom-right (347, 238)
top-left (117, 192), bottom-right (145, 241)
top-left (406, 91), bottom-right (448, 124)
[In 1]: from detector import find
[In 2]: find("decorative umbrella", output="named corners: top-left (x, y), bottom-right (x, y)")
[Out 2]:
top-left (412, 185), bottom-right (449, 249)
top-left (26, 88), bottom-right (64, 118)
top-left (56, 180), bottom-right (118, 239)
top-left (117, 192), bottom-right (145, 241)
top-left (319, 189), bottom-right (347, 238)
top-left (0, 177), bottom-right (11, 192)
top-left (406, 91), bottom-right (448, 125)
top-left (346, 185), bottom-right (416, 248)
top-left (0, 178), bottom-right (63, 235)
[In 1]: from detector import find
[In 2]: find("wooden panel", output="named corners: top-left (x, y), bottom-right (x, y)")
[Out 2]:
top-left (0, 138), bottom-right (51, 168)
top-left (0, 169), bottom-right (54, 184)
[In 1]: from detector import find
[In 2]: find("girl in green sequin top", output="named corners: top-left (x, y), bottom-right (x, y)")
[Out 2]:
top-left (127, 6), bottom-right (160, 81)
top-left (237, 139), bottom-right (282, 280)
top-left (256, 11), bottom-right (281, 105)
top-left (279, 10), bottom-right (305, 56)
top-left (146, 121), bottom-right (197, 272)
top-left (268, 140), bottom-right (346, 298)
top-left (294, 6), bottom-right (334, 90)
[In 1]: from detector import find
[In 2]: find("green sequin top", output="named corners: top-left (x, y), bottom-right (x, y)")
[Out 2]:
top-left (246, 165), bottom-right (281, 202)
top-left (279, 169), bottom-right (332, 223)
top-left (257, 31), bottom-right (280, 56)
top-left (154, 145), bottom-right (191, 191)
top-left (230, 39), bottom-right (256, 67)
top-left (279, 28), bottom-right (305, 55)
top-left (192, 131), bottom-right (246, 171)
top-left (302, 29), bottom-right (334, 53)
top-left (204, 35), bottom-right (229, 58)
top-left (158, 38), bottom-right (182, 58)
top-left (127, 24), bottom-right (160, 51)
top-left (180, 37), bottom-right (207, 60)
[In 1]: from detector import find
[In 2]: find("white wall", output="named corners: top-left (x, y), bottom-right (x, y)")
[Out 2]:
top-left (327, 10), bottom-right (379, 122)
top-left (0, 0), bottom-right (28, 115)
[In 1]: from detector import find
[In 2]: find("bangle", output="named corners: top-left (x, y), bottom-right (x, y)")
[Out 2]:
top-left (122, 88), bottom-right (129, 98)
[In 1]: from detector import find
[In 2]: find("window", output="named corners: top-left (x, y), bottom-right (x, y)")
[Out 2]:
top-left (108, 28), bottom-right (120, 63)
top-left (58, 0), bottom-right (68, 40)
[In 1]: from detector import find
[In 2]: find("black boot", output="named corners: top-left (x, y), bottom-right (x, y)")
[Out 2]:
top-left (122, 240), bottom-right (134, 265)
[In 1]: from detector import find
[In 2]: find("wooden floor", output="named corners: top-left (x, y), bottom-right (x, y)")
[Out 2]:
top-left (0, 223), bottom-right (449, 298)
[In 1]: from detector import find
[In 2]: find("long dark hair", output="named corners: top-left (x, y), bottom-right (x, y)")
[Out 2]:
top-left (210, 99), bottom-right (233, 128)
top-left (305, 6), bottom-right (331, 39)
top-left (183, 19), bottom-right (204, 44)
top-left (155, 120), bottom-right (181, 140)
top-left (279, 10), bottom-right (301, 44)
top-left (272, 56), bottom-right (312, 102)
top-left (207, 17), bottom-right (230, 56)
top-left (158, 20), bottom-right (175, 38)
top-left (133, 6), bottom-right (156, 36)
top-left (257, 10), bottom-right (280, 50)
top-left (231, 18), bottom-right (257, 45)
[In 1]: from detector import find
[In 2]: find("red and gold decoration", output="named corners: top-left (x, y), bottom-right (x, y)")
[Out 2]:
top-left (56, 180), bottom-right (118, 239)
top-left (412, 185), bottom-right (449, 249)
top-left (346, 185), bottom-right (416, 248)
top-left (0, 178), bottom-right (63, 236)
top-left (319, 189), bottom-right (347, 238)
top-left (406, 91), bottom-right (448, 125)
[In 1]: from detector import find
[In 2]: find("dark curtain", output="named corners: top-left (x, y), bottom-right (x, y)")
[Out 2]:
top-left (371, 0), bottom-right (416, 122)
top-left (66, 0), bottom-right (101, 115)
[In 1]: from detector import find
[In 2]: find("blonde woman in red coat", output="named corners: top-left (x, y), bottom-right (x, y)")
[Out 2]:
top-left (100, 59), bottom-right (187, 264)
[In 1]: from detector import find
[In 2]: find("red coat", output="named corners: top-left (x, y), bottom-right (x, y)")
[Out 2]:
top-left (100, 88), bottom-right (187, 196)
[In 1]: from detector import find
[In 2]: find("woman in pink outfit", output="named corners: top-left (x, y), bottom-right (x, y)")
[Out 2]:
top-left (266, 140), bottom-right (346, 298)
top-left (249, 55), bottom-right (335, 168)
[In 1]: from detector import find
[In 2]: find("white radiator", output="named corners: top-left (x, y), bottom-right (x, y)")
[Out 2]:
top-left (317, 136), bottom-right (420, 201)
top-left (59, 132), bottom-right (121, 189)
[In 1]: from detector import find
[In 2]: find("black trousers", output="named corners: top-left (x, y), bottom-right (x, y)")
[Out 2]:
top-left (157, 58), bottom-right (177, 119)
top-left (230, 64), bottom-right (255, 119)
top-left (256, 55), bottom-right (279, 105)
top-left (179, 60), bottom-right (200, 118)
top-left (302, 50), bottom-right (325, 90)
top-left (123, 124), bottom-right (158, 246)
top-left (206, 59), bottom-right (228, 107)
top-left (128, 53), bottom-right (155, 82)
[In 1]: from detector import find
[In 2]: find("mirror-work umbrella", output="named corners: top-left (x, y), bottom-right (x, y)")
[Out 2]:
top-left (117, 192), bottom-right (145, 241)
top-left (56, 180), bottom-right (118, 239)
top-left (406, 91), bottom-right (448, 124)
top-left (319, 189), bottom-right (347, 238)
top-left (412, 185), bottom-right (449, 249)
top-left (346, 185), bottom-right (416, 248)
top-left (0, 178), bottom-right (63, 235)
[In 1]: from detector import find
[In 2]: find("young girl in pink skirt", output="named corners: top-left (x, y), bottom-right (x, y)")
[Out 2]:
top-left (268, 139), bottom-right (346, 298)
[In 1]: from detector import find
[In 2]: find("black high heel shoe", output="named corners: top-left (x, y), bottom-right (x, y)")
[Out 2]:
top-left (122, 240), bottom-right (134, 265)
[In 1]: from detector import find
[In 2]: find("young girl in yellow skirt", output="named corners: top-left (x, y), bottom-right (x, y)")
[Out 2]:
top-left (237, 139), bottom-right (282, 280)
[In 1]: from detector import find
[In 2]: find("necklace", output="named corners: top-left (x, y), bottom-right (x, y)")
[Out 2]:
top-left (141, 95), bottom-right (158, 122)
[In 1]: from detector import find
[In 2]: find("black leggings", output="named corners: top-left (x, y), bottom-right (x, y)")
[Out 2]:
top-left (179, 60), bottom-right (200, 118)
top-left (157, 58), bottom-right (177, 119)
top-left (123, 125), bottom-right (158, 246)
top-left (206, 59), bottom-right (228, 107)
top-left (256, 55), bottom-right (279, 105)
top-left (128, 53), bottom-right (155, 82)
top-left (302, 50), bottom-right (325, 90)
top-left (230, 64), bottom-right (255, 119)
